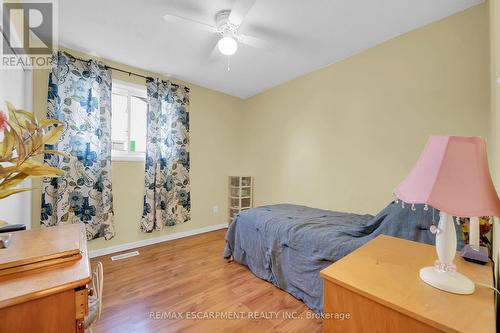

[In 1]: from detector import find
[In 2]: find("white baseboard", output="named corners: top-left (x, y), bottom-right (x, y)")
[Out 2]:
top-left (89, 223), bottom-right (228, 258)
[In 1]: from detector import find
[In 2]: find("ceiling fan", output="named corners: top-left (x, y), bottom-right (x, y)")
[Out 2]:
top-left (163, 0), bottom-right (271, 59)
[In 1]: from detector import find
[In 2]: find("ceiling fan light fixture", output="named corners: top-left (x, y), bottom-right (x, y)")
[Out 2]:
top-left (217, 36), bottom-right (238, 56)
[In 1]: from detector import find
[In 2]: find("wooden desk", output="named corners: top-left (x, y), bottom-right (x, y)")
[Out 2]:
top-left (320, 235), bottom-right (495, 333)
top-left (0, 224), bottom-right (90, 332)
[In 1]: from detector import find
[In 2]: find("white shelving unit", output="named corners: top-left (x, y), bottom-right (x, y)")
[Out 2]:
top-left (228, 176), bottom-right (253, 223)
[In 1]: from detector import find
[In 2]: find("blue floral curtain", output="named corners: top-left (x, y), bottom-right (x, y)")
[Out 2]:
top-left (41, 51), bottom-right (115, 240)
top-left (141, 79), bottom-right (190, 232)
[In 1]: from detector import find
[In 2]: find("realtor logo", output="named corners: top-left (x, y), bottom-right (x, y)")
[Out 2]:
top-left (1, 0), bottom-right (57, 68)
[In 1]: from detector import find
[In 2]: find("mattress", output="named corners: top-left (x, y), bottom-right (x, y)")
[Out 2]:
top-left (223, 202), bottom-right (464, 313)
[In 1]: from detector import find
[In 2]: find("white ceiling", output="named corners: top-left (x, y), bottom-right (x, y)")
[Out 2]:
top-left (58, 0), bottom-right (483, 98)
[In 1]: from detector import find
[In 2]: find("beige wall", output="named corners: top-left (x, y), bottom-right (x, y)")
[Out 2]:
top-left (31, 48), bottom-right (243, 251)
top-left (240, 4), bottom-right (490, 215)
top-left (30, 4), bottom-right (490, 252)
top-left (490, 1), bottom-right (499, 183)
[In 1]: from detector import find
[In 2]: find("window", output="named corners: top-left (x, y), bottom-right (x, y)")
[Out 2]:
top-left (111, 80), bottom-right (147, 161)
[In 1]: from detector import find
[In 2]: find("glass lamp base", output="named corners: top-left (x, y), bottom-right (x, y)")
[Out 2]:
top-left (419, 266), bottom-right (475, 294)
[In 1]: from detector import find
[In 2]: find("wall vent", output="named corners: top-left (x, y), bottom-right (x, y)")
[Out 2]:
top-left (110, 251), bottom-right (140, 261)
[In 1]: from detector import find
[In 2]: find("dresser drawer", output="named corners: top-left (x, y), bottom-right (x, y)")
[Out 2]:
top-left (0, 289), bottom-right (81, 333)
top-left (320, 236), bottom-right (494, 333)
top-left (324, 280), bottom-right (440, 333)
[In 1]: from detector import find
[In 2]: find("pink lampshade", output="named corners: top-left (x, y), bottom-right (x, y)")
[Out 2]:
top-left (394, 136), bottom-right (500, 217)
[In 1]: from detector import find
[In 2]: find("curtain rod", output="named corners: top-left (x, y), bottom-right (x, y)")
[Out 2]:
top-left (64, 52), bottom-right (189, 91)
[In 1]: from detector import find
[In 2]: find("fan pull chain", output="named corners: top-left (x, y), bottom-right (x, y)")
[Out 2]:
top-left (227, 56), bottom-right (231, 71)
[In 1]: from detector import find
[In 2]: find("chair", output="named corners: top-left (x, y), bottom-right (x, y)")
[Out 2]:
top-left (85, 261), bottom-right (103, 333)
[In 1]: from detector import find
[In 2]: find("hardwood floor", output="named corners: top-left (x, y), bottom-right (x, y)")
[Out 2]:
top-left (90, 229), bottom-right (323, 333)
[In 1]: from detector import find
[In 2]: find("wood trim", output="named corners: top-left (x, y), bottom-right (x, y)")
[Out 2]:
top-left (0, 273), bottom-right (92, 309)
top-left (0, 224), bottom-right (82, 271)
top-left (0, 249), bottom-right (81, 271)
top-left (89, 223), bottom-right (228, 258)
top-left (0, 253), bottom-right (81, 277)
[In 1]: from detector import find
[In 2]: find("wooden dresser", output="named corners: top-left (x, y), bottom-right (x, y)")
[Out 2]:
top-left (320, 235), bottom-right (495, 333)
top-left (0, 224), bottom-right (91, 332)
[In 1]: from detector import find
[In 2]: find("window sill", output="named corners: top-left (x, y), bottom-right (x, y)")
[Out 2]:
top-left (112, 152), bottom-right (145, 162)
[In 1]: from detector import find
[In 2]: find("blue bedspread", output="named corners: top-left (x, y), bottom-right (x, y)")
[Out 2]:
top-left (223, 202), bottom-right (464, 313)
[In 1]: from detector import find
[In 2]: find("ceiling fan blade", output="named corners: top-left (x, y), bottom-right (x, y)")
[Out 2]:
top-left (228, 0), bottom-right (257, 27)
top-left (163, 14), bottom-right (216, 33)
top-left (238, 34), bottom-right (273, 50)
top-left (208, 39), bottom-right (221, 61)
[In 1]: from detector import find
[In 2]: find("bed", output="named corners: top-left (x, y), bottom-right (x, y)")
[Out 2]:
top-left (223, 201), bottom-right (464, 313)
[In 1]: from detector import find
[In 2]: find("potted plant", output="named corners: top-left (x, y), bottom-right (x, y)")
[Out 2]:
top-left (0, 102), bottom-right (66, 246)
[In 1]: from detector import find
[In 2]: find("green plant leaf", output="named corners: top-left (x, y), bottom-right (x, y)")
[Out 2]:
top-left (41, 118), bottom-right (63, 128)
top-left (0, 165), bottom-right (19, 177)
top-left (19, 164), bottom-right (64, 177)
top-left (6, 101), bottom-right (33, 130)
top-left (0, 187), bottom-right (32, 199)
top-left (0, 172), bottom-right (29, 190)
top-left (0, 128), bottom-right (15, 158)
top-left (6, 159), bottom-right (65, 176)
top-left (11, 159), bottom-right (42, 167)
top-left (42, 125), bottom-right (64, 145)
top-left (14, 135), bottom-right (26, 163)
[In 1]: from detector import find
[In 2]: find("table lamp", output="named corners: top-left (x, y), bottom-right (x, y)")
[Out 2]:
top-left (394, 136), bottom-right (500, 294)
